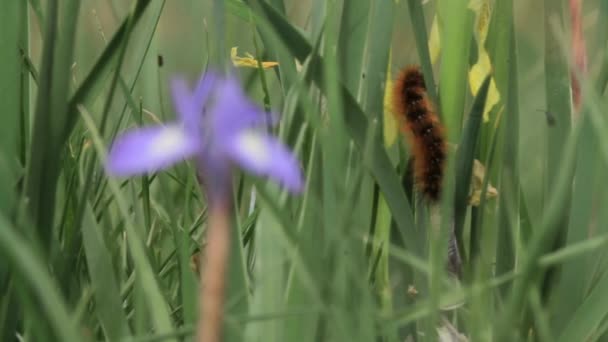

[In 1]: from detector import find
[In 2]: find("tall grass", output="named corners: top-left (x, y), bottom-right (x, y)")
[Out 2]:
top-left (1, 0), bottom-right (608, 341)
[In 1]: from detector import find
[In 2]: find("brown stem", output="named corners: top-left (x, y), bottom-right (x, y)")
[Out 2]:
top-left (197, 202), bottom-right (230, 342)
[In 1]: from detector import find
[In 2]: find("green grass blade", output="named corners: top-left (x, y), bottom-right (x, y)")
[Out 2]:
top-left (499, 120), bottom-right (581, 340)
top-left (79, 107), bottom-right (176, 341)
top-left (437, 0), bottom-right (473, 141)
top-left (0, 214), bottom-right (81, 341)
top-left (338, 1), bottom-right (372, 97)
top-left (550, 116), bottom-right (598, 331)
top-left (406, 0), bottom-right (437, 104)
top-left (360, 0), bottom-right (394, 118)
top-left (496, 26), bottom-right (520, 292)
top-left (0, 0), bottom-right (28, 215)
top-left (338, 0), bottom-right (370, 95)
top-left (539, 0), bottom-right (573, 303)
top-left (557, 267), bottom-right (608, 342)
top-left (453, 76), bottom-right (491, 260)
top-left (25, 0), bottom-right (81, 248)
top-left (82, 203), bottom-right (131, 339)
top-left (247, 0), bottom-right (418, 253)
top-left (64, 0), bottom-right (153, 143)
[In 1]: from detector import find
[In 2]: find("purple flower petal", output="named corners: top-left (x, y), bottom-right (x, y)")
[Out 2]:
top-left (224, 130), bottom-right (304, 192)
top-left (170, 72), bottom-right (218, 136)
top-left (106, 125), bottom-right (199, 176)
top-left (193, 70), bottom-right (218, 106)
top-left (210, 76), bottom-right (269, 137)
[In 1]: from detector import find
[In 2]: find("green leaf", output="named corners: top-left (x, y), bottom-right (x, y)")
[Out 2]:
top-left (247, 0), bottom-right (418, 254)
top-left (338, 0), bottom-right (370, 95)
top-left (25, 0), bottom-right (81, 248)
top-left (79, 107), bottom-right (176, 341)
top-left (558, 268), bottom-right (608, 342)
top-left (437, 0), bottom-right (474, 141)
top-left (453, 75), bottom-right (491, 261)
top-left (496, 25), bottom-right (519, 294)
top-left (82, 203), bottom-right (131, 339)
top-left (406, 0), bottom-right (438, 105)
top-left (0, 0), bottom-right (28, 215)
top-left (539, 0), bottom-right (573, 303)
top-left (0, 213), bottom-right (81, 341)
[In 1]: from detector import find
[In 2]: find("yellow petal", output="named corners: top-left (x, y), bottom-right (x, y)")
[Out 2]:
top-left (468, 159), bottom-right (498, 206)
top-left (468, 50), bottom-right (500, 122)
top-left (467, 0), bottom-right (500, 122)
top-left (429, 14), bottom-right (441, 65)
top-left (478, 2), bottom-right (491, 42)
top-left (383, 52), bottom-right (398, 147)
top-left (230, 46), bottom-right (278, 69)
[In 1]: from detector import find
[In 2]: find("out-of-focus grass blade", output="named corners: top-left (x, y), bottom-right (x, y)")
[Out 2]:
top-left (82, 203), bottom-right (131, 339)
top-left (539, 0), bottom-right (573, 303)
top-left (26, 0), bottom-right (81, 248)
top-left (557, 267), bottom-right (608, 342)
top-left (0, 213), bottom-right (81, 341)
top-left (453, 76), bottom-right (491, 259)
top-left (406, 0), bottom-right (437, 104)
top-left (372, 194), bottom-right (399, 341)
top-left (80, 108), bottom-right (176, 341)
top-left (247, 0), bottom-right (417, 252)
top-left (227, 0), bottom-right (253, 21)
top-left (360, 0), bottom-right (394, 118)
top-left (550, 116), bottom-right (598, 331)
top-left (437, 1), bottom-right (473, 141)
top-left (27, 0), bottom-right (44, 28)
top-left (356, 5), bottom-right (395, 323)
top-left (338, 0), bottom-right (370, 95)
top-left (470, 112), bottom-right (502, 262)
top-left (498, 120), bottom-right (581, 341)
top-left (244, 206), bottom-right (285, 342)
top-left (496, 28), bottom-right (519, 292)
top-left (595, 0), bottom-right (608, 94)
top-left (0, 0), bottom-right (28, 214)
top-left (64, 0), bottom-right (153, 143)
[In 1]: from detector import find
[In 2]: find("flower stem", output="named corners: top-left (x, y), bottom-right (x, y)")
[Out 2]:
top-left (197, 200), bottom-right (230, 342)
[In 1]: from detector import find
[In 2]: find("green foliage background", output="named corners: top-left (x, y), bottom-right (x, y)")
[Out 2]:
top-left (1, 0), bottom-right (608, 341)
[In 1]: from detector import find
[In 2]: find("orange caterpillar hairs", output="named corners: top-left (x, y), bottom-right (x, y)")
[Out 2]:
top-left (392, 65), bottom-right (446, 202)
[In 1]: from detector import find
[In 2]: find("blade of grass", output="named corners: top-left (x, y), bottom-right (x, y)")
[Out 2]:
top-left (406, 0), bottom-right (438, 104)
top-left (82, 203), bottom-right (131, 339)
top-left (453, 76), bottom-right (491, 261)
top-left (338, 0), bottom-right (370, 95)
top-left (550, 115), bottom-right (598, 332)
top-left (557, 264), bottom-right (608, 342)
top-left (25, 0), bottom-right (81, 249)
top-left (0, 0), bottom-right (28, 213)
top-left (247, 0), bottom-right (418, 254)
top-left (539, 0), bottom-right (573, 304)
top-left (63, 0), bottom-right (153, 144)
top-left (498, 118), bottom-right (581, 341)
top-left (360, 0), bottom-right (394, 119)
top-left (0, 213), bottom-right (81, 341)
top-left (496, 26), bottom-right (520, 294)
top-left (437, 0), bottom-right (474, 141)
top-left (79, 107), bottom-right (176, 341)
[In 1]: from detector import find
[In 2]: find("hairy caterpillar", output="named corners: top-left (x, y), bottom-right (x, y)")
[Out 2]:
top-left (392, 65), bottom-right (446, 202)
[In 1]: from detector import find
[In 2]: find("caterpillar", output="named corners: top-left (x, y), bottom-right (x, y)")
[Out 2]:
top-left (392, 65), bottom-right (446, 202)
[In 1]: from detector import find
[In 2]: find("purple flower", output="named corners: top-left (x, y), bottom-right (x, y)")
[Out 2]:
top-left (106, 70), bottom-right (304, 194)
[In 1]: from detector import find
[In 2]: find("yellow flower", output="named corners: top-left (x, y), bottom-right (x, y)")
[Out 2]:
top-left (467, 0), bottom-right (500, 122)
top-left (230, 47), bottom-right (278, 69)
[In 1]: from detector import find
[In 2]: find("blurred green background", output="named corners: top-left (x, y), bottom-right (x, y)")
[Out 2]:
top-left (1, 0), bottom-right (608, 341)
